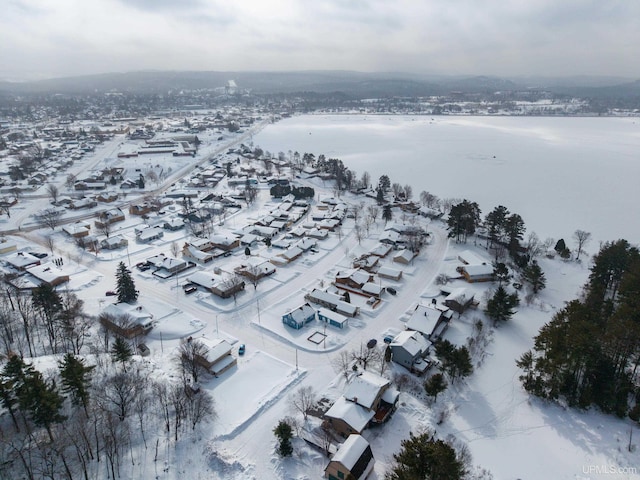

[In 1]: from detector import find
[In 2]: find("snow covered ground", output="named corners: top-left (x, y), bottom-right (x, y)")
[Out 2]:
top-left (3, 115), bottom-right (640, 479)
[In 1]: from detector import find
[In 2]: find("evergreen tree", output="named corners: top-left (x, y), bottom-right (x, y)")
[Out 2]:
top-left (115, 261), bottom-right (138, 303)
top-left (58, 353), bottom-right (94, 414)
top-left (435, 340), bottom-right (473, 381)
top-left (518, 241), bottom-right (640, 416)
top-left (386, 431), bottom-right (466, 480)
top-left (424, 373), bottom-right (447, 401)
top-left (19, 369), bottom-right (66, 441)
top-left (273, 419), bottom-right (293, 456)
top-left (492, 261), bottom-right (511, 286)
top-left (554, 238), bottom-right (566, 254)
top-left (111, 337), bottom-right (134, 371)
top-left (382, 204), bottom-right (393, 224)
top-left (484, 205), bottom-right (509, 249)
top-left (446, 200), bottom-right (481, 243)
top-left (504, 213), bottom-right (526, 257)
top-left (0, 355), bottom-right (33, 430)
top-left (485, 286), bottom-right (519, 324)
top-left (523, 260), bottom-right (546, 294)
top-left (376, 187), bottom-right (385, 205)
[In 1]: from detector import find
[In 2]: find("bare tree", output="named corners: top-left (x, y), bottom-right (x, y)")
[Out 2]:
top-left (98, 371), bottom-right (141, 422)
top-left (58, 290), bottom-right (89, 355)
top-left (391, 183), bottom-right (403, 200)
top-left (185, 388), bottom-right (216, 431)
top-left (573, 229), bottom-right (592, 261)
top-left (65, 174), bottom-right (77, 189)
top-left (96, 213), bottom-right (113, 238)
top-left (351, 343), bottom-right (381, 371)
top-left (177, 338), bottom-right (208, 384)
top-left (44, 235), bottom-right (56, 256)
top-left (403, 184), bottom-right (413, 201)
top-left (46, 183), bottom-right (60, 205)
top-left (36, 208), bottom-right (63, 230)
top-left (331, 351), bottom-right (352, 380)
top-left (221, 274), bottom-right (245, 303)
top-left (290, 386), bottom-right (317, 422)
top-left (170, 241), bottom-right (180, 259)
top-left (367, 204), bottom-right (379, 223)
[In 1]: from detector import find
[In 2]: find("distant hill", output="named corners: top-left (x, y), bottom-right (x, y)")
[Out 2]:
top-left (0, 70), bottom-right (638, 99)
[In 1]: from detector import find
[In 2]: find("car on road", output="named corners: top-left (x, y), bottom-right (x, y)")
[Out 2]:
top-left (238, 344), bottom-right (245, 355)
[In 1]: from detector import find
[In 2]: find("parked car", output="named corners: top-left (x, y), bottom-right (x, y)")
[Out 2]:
top-left (183, 284), bottom-right (198, 294)
top-left (367, 339), bottom-right (378, 349)
top-left (105, 290), bottom-right (117, 296)
top-left (386, 287), bottom-right (397, 295)
top-left (238, 344), bottom-right (246, 355)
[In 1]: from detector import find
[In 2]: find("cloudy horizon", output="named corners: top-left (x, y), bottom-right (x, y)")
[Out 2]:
top-left (2, 0), bottom-right (639, 82)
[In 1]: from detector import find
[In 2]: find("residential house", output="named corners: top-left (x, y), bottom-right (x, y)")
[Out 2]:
top-left (100, 303), bottom-right (154, 339)
top-left (282, 304), bottom-right (316, 330)
top-left (390, 330), bottom-right (432, 374)
top-left (182, 244), bottom-right (215, 265)
top-left (4, 252), bottom-right (42, 271)
top-left (235, 258), bottom-right (276, 282)
top-left (444, 287), bottom-right (475, 314)
top-left (405, 304), bottom-right (452, 341)
top-left (324, 371), bottom-right (399, 437)
top-left (95, 208), bottom-right (125, 228)
top-left (100, 235), bottom-right (128, 250)
top-left (210, 234), bottom-right (240, 252)
top-left (136, 226), bottom-right (164, 243)
top-left (62, 222), bottom-right (91, 238)
top-left (317, 307), bottom-right (348, 329)
top-left (324, 435), bottom-right (375, 480)
top-left (393, 249), bottom-right (417, 265)
top-left (334, 269), bottom-right (372, 290)
top-left (458, 264), bottom-right (494, 283)
top-left (376, 266), bottom-right (402, 281)
top-left (186, 337), bottom-right (236, 376)
top-left (305, 289), bottom-right (359, 317)
top-left (187, 271), bottom-right (245, 299)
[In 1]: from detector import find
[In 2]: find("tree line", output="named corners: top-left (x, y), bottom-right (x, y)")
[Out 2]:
top-left (518, 239), bottom-right (640, 417)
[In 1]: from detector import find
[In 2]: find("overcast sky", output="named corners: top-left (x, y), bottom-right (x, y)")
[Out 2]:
top-left (2, 0), bottom-right (639, 81)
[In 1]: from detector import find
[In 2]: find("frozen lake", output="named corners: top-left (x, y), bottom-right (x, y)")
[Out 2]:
top-left (253, 115), bottom-right (640, 248)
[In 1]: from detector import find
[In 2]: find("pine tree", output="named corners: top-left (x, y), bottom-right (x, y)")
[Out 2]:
top-left (115, 261), bottom-right (138, 303)
top-left (382, 204), bottom-right (393, 224)
top-left (273, 419), bottom-right (293, 456)
top-left (523, 260), bottom-right (546, 294)
top-left (386, 431), bottom-right (466, 480)
top-left (485, 286), bottom-right (519, 324)
top-left (111, 337), bottom-right (133, 371)
top-left (58, 353), bottom-right (94, 414)
top-left (19, 369), bottom-right (66, 441)
top-left (424, 373), bottom-right (447, 401)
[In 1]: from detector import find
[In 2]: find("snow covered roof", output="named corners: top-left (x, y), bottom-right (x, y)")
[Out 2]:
top-left (324, 397), bottom-right (374, 433)
top-left (331, 434), bottom-right (372, 470)
top-left (405, 304), bottom-right (443, 336)
top-left (199, 337), bottom-right (233, 364)
top-left (390, 330), bottom-right (430, 357)
top-left (344, 371), bottom-right (389, 410)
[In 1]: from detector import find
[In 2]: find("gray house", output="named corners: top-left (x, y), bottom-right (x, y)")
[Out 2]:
top-left (389, 330), bottom-right (432, 374)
